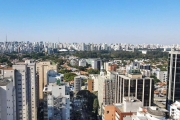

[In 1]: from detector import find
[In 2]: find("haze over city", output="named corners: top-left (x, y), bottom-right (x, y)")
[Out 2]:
top-left (0, 0), bottom-right (180, 44)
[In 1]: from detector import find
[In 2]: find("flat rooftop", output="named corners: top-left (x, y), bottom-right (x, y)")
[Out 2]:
top-left (146, 107), bottom-right (165, 116)
top-left (114, 103), bottom-right (124, 112)
top-left (124, 97), bottom-right (141, 102)
top-left (0, 78), bottom-right (11, 86)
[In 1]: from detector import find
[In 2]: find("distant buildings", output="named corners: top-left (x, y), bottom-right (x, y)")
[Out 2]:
top-left (1, 40), bottom-right (180, 53)
top-left (78, 59), bottom-right (87, 67)
top-left (104, 62), bottom-right (117, 72)
top-left (70, 59), bottom-right (78, 66)
top-left (91, 59), bottom-right (102, 71)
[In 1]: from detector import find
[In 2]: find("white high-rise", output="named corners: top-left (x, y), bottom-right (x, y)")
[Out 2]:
top-left (43, 83), bottom-right (70, 120)
top-left (0, 78), bottom-right (16, 120)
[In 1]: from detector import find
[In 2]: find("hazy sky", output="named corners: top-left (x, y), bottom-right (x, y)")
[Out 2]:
top-left (0, 0), bottom-right (180, 44)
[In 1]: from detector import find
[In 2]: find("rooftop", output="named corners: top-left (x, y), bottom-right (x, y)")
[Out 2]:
top-left (124, 97), bottom-right (141, 102)
top-left (0, 65), bottom-right (13, 70)
top-left (114, 103), bottom-right (124, 112)
top-left (129, 69), bottom-right (141, 75)
top-left (0, 78), bottom-right (11, 86)
top-left (146, 107), bottom-right (165, 117)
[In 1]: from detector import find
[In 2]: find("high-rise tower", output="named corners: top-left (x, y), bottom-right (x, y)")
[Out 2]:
top-left (166, 50), bottom-right (180, 110)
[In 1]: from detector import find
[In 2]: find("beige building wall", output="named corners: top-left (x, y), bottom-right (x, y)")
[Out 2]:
top-left (36, 62), bottom-right (57, 100)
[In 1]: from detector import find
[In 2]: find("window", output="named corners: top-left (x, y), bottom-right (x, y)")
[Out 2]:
top-left (106, 111), bottom-right (109, 114)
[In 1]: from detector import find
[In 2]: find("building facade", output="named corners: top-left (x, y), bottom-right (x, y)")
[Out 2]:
top-left (0, 78), bottom-right (16, 120)
top-left (74, 76), bottom-right (82, 93)
top-left (98, 70), bottom-right (116, 115)
top-left (166, 50), bottom-right (180, 110)
top-left (115, 73), bottom-right (154, 106)
top-left (156, 71), bottom-right (167, 83)
top-left (43, 83), bottom-right (70, 120)
top-left (92, 59), bottom-right (102, 71)
top-left (170, 101), bottom-right (180, 120)
top-left (13, 60), bottom-right (37, 120)
top-left (87, 79), bottom-right (94, 92)
top-left (36, 61), bottom-right (57, 100)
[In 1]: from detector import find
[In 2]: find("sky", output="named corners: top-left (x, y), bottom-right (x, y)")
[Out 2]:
top-left (0, 0), bottom-right (180, 44)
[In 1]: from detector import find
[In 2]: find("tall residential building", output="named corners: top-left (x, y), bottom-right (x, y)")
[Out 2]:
top-left (115, 70), bottom-right (154, 106)
top-left (0, 78), bottom-right (16, 120)
top-left (13, 60), bottom-right (37, 120)
top-left (87, 79), bottom-right (94, 92)
top-left (98, 69), bottom-right (116, 115)
top-left (156, 71), bottom-right (167, 83)
top-left (74, 76), bottom-right (82, 93)
top-left (36, 61), bottom-right (57, 100)
top-left (43, 83), bottom-right (70, 120)
top-left (91, 59), bottom-right (102, 71)
top-left (166, 50), bottom-right (180, 110)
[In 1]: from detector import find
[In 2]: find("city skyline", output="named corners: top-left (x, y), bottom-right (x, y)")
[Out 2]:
top-left (0, 0), bottom-right (180, 44)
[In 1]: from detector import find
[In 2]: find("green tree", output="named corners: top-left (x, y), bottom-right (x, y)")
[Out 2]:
top-left (150, 75), bottom-right (160, 84)
top-left (87, 69), bottom-right (100, 74)
top-left (93, 98), bottom-right (99, 115)
top-left (64, 73), bottom-right (76, 82)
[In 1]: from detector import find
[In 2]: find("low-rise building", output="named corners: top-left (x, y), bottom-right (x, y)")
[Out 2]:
top-left (102, 97), bottom-right (143, 120)
top-left (132, 106), bottom-right (166, 120)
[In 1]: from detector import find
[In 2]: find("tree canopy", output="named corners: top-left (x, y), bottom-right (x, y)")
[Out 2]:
top-left (64, 73), bottom-right (76, 82)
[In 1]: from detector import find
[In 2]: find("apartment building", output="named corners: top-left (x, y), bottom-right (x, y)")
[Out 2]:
top-left (89, 74), bottom-right (99, 91)
top-left (91, 59), bottom-right (102, 71)
top-left (104, 62), bottom-right (117, 72)
top-left (98, 70), bottom-right (117, 115)
top-left (0, 66), bottom-right (15, 83)
top-left (36, 61), bottom-right (57, 100)
top-left (115, 69), bottom-right (154, 106)
top-left (156, 71), bottom-right (167, 83)
top-left (0, 78), bottom-right (16, 120)
top-left (13, 60), bottom-right (37, 120)
top-left (87, 79), bottom-right (94, 92)
top-left (74, 76), bottom-right (82, 93)
top-left (43, 83), bottom-right (70, 120)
